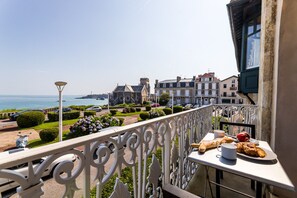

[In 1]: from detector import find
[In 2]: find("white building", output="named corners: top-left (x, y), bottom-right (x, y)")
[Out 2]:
top-left (195, 72), bottom-right (220, 105)
top-left (220, 75), bottom-right (243, 104)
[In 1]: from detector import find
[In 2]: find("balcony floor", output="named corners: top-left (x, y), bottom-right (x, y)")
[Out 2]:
top-left (186, 165), bottom-right (257, 198)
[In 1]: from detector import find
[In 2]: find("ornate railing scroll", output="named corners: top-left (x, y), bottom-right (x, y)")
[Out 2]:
top-left (212, 104), bottom-right (258, 136)
top-left (0, 105), bottom-right (223, 198)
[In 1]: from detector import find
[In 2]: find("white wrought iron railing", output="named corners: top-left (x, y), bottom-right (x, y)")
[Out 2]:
top-left (0, 104), bottom-right (257, 198)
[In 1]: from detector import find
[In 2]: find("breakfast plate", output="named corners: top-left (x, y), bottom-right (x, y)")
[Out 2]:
top-left (237, 147), bottom-right (277, 161)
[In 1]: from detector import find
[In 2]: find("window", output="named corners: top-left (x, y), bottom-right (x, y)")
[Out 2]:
top-left (186, 82), bottom-right (189, 87)
top-left (209, 83), bottom-right (212, 89)
top-left (170, 83), bottom-right (173, 87)
top-left (208, 90), bottom-right (212, 95)
top-left (209, 78), bottom-right (212, 81)
top-left (232, 79), bottom-right (235, 83)
top-left (231, 92), bottom-right (236, 97)
top-left (223, 92), bottom-right (227, 97)
top-left (185, 90), bottom-right (189, 96)
top-left (176, 90), bottom-right (180, 96)
top-left (223, 84), bottom-right (227, 88)
top-left (245, 16), bottom-right (261, 69)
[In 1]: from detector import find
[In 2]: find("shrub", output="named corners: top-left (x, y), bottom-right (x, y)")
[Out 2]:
top-left (139, 112), bottom-right (150, 120)
top-left (173, 106), bottom-right (183, 113)
top-left (119, 118), bottom-right (124, 126)
top-left (122, 107), bottom-right (131, 113)
top-left (48, 111), bottom-right (80, 122)
top-left (39, 128), bottom-right (59, 142)
top-left (163, 108), bottom-right (172, 115)
top-left (145, 105), bottom-right (151, 111)
top-left (84, 111), bottom-right (96, 117)
top-left (110, 109), bottom-right (118, 116)
top-left (130, 107), bottom-right (136, 112)
top-left (68, 115), bottom-right (122, 138)
top-left (136, 107), bottom-right (141, 112)
top-left (17, 111), bottom-right (45, 128)
top-left (149, 109), bottom-right (165, 119)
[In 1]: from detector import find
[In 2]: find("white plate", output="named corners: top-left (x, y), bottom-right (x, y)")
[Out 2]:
top-left (237, 147), bottom-right (277, 161)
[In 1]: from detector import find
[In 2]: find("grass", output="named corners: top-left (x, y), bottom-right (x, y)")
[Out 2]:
top-left (0, 109), bottom-right (18, 113)
top-left (28, 130), bottom-right (70, 148)
top-left (115, 111), bottom-right (143, 117)
top-left (32, 119), bottom-right (79, 130)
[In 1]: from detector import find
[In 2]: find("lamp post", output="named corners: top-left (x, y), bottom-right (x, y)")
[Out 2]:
top-left (55, 81), bottom-right (67, 142)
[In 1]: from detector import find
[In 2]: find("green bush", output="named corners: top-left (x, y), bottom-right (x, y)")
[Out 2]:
top-left (145, 105), bottom-right (151, 111)
top-left (130, 107), bottom-right (136, 112)
top-left (136, 107), bottom-right (141, 112)
top-left (149, 109), bottom-right (166, 119)
top-left (39, 128), bottom-right (59, 142)
top-left (139, 112), bottom-right (150, 120)
top-left (163, 108), bottom-right (172, 115)
top-left (110, 109), bottom-right (118, 116)
top-left (119, 117), bottom-right (124, 126)
top-left (47, 111), bottom-right (80, 122)
top-left (84, 111), bottom-right (96, 117)
top-left (17, 111), bottom-right (45, 128)
top-left (122, 107), bottom-right (131, 113)
top-left (173, 106), bottom-right (183, 113)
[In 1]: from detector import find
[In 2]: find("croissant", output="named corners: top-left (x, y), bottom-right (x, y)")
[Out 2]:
top-left (191, 136), bottom-right (234, 153)
top-left (236, 142), bottom-right (266, 158)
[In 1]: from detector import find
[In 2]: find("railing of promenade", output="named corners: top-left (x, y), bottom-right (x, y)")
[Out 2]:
top-left (0, 104), bottom-right (257, 198)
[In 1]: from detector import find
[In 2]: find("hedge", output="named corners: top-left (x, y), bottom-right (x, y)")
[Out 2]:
top-left (139, 112), bottom-right (150, 120)
top-left (48, 111), bottom-right (80, 122)
top-left (163, 108), bottom-right (172, 115)
top-left (39, 128), bottom-right (59, 142)
top-left (136, 107), bottom-right (141, 112)
top-left (17, 111), bottom-right (45, 128)
top-left (145, 106), bottom-right (151, 111)
top-left (84, 111), bottom-right (96, 117)
top-left (173, 106), bottom-right (183, 113)
top-left (110, 109), bottom-right (118, 116)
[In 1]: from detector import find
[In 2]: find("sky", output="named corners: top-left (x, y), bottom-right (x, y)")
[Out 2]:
top-left (0, 0), bottom-right (237, 95)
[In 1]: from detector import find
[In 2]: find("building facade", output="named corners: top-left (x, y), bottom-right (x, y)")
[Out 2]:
top-left (228, 0), bottom-right (297, 197)
top-left (111, 79), bottom-right (149, 105)
top-left (220, 75), bottom-right (243, 104)
top-left (155, 76), bottom-right (195, 105)
top-left (195, 72), bottom-right (220, 105)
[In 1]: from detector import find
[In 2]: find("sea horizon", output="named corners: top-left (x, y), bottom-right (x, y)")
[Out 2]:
top-left (0, 95), bottom-right (107, 111)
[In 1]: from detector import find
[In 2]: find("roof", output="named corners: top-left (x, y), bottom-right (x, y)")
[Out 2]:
top-left (197, 73), bottom-right (220, 81)
top-left (221, 75), bottom-right (238, 82)
top-left (113, 84), bottom-right (145, 93)
top-left (159, 78), bottom-right (194, 83)
top-left (227, 0), bottom-right (261, 71)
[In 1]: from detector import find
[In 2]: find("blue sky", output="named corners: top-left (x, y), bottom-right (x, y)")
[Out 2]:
top-left (0, 0), bottom-right (236, 95)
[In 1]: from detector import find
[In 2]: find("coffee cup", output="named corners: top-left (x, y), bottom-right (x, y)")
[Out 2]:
top-left (217, 143), bottom-right (237, 160)
top-left (213, 130), bottom-right (225, 139)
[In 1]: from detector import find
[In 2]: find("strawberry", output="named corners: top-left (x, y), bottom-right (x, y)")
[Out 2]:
top-left (237, 132), bottom-right (250, 142)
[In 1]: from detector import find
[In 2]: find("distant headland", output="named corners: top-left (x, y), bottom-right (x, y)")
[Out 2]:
top-left (75, 94), bottom-right (108, 100)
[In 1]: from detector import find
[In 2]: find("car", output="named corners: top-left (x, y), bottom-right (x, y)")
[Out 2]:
top-left (151, 103), bottom-right (160, 107)
top-left (0, 148), bottom-right (76, 195)
top-left (184, 104), bottom-right (193, 109)
top-left (9, 109), bottom-right (46, 121)
top-left (86, 106), bottom-right (102, 112)
top-left (54, 107), bottom-right (72, 113)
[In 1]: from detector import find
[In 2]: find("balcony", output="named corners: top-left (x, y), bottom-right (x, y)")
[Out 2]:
top-left (0, 104), bottom-right (259, 198)
top-left (230, 87), bottom-right (237, 90)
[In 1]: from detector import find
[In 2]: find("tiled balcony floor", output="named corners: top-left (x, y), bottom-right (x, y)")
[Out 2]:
top-left (187, 165), bottom-right (257, 198)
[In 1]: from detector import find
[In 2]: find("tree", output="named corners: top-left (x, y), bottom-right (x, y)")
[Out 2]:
top-left (159, 93), bottom-right (170, 106)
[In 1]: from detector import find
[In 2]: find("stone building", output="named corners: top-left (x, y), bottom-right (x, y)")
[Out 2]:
top-left (155, 76), bottom-right (196, 105)
top-left (228, 0), bottom-right (297, 197)
top-left (220, 75), bottom-right (243, 104)
top-left (195, 72), bottom-right (220, 105)
top-left (111, 79), bottom-right (149, 105)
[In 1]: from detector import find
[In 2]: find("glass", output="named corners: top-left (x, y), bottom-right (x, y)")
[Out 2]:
top-left (246, 32), bottom-right (261, 69)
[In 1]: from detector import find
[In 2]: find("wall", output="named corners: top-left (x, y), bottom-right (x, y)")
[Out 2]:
top-left (273, 0), bottom-right (297, 197)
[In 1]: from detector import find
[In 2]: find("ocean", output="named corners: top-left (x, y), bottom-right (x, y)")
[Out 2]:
top-left (0, 95), bottom-right (107, 110)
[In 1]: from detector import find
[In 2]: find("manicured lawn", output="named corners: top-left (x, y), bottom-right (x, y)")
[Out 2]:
top-left (32, 119), bottom-right (79, 130)
top-left (0, 109), bottom-right (18, 113)
top-left (115, 111), bottom-right (143, 117)
top-left (28, 130), bottom-right (70, 148)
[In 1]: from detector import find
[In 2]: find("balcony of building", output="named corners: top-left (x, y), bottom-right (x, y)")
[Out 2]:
top-left (0, 104), bottom-right (292, 198)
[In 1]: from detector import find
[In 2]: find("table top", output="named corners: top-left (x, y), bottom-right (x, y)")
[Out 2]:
top-left (188, 133), bottom-right (295, 191)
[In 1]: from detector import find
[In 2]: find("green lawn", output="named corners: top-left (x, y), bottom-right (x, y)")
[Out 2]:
top-left (115, 111), bottom-right (143, 117)
top-left (32, 119), bottom-right (79, 130)
top-left (28, 130), bottom-right (70, 148)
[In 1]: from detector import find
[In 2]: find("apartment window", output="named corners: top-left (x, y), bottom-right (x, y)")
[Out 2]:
top-left (185, 90), bottom-right (189, 96)
top-left (208, 90), bottom-right (212, 95)
top-left (245, 16), bottom-right (261, 70)
top-left (209, 78), bottom-right (212, 81)
top-left (216, 83), bottom-right (219, 89)
top-left (223, 92), bottom-right (227, 97)
top-left (209, 83), bottom-right (212, 89)
top-left (223, 84), bottom-right (227, 88)
top-left (170, 83), bottom-right (173, 87)
top-left (232, 92), bottom-right (236, 97)
top-left (176, 90), bottom-right (180, 96)
top-left (202, 83), bottom-right (205, 89)
top-left (186, 82), bottom-right (189, 87)
top-left (232, 79), bottom-right (235, 83)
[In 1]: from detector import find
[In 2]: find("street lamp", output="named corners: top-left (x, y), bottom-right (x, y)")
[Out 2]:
top-left (55, 81), bottom-right (67, 142)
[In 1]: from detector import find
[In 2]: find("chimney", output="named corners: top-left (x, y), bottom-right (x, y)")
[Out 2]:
top-left (177, 76), bottom-right (181, 82)
top-left (192, 76), bottom-right (196, 80)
